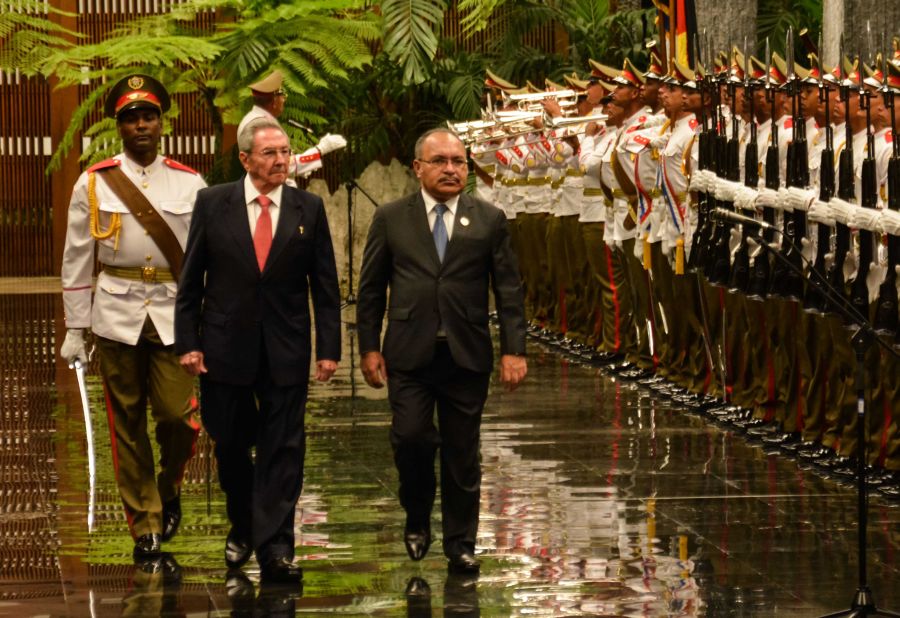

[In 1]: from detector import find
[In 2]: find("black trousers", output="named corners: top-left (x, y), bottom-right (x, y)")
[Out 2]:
top-left (387, 341), bottom-right (491, 557)
top-left (199, 366), bottom-right (308, 564)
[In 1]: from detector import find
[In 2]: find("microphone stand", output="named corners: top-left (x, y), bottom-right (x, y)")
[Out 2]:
top-left (713, 209), bottom-right (900, 618)
top-left (341, 179), bottom-right (380, 312)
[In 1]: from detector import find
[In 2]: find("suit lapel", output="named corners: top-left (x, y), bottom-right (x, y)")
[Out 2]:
top-left (264, 187), bottom-right (303, 275)
top-left (224, 181), bottom-right (258, 270)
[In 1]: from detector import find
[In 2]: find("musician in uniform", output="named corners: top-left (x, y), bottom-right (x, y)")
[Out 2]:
top-left (237, 68), bottom-right (347, 179)
top-left (60, 74), bottom-right (207, 560)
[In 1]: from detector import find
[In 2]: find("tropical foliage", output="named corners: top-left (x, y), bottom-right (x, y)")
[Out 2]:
top-left (1, 0), bottom-right (827, 183)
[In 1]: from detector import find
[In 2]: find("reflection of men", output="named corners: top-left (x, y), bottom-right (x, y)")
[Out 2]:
top-left (60, 74), bottom-right (206, 560)
top-left (237, 69), bottom-right (347, 178)
top-left (175, 118), bottom-right (341, 584)
top-left (356, 128), bottom-right (527, 574)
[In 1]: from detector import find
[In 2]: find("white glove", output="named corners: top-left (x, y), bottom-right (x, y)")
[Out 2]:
top-left (734, 186), bottom-right (759, 211)
top-left (729, 226), bottom-right (743, 256)
top-left (824, 251), bottom-right (835, 274)
top-left (714, 178), bottom-right (739, 202)
top-left (60, 328), bottom-right (87, 366)
top-left (786, 187), bottom-right (816, 212)
top-left (849, 207), bottom-right (881, 232)
top-left (800, 237), bottom-right (816, 264)
top-left (843, 248), bottom-right (858, 282)
top-left (649, 133), bottom-right (669, 149)
top-left (774, 187), bottom-right (791, 211)
top-left (808, 199), bottom-right (836, 226)
top-left (756, 187), bottom-right (778, 209)
top-left (879, 209), bottom-right (900, 236)
top-left (316, 133), bottom-right (347, 155)
top-left (867, 262), bottom-right (888, 303)
top-left (829, 198), bottom-right (855, 225)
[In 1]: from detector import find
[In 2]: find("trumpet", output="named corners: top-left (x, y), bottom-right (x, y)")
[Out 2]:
top-left (501, 88), bottom-right (582, 111)
top-left (547, 112), bottom-right (607, 128)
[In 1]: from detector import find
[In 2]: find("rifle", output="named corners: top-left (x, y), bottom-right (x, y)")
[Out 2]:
top-left (748, 40), bottom-right (779, 301)
top-left (873, 56), bottom-right (899, 336)
top-left (706, 56), bottom-right (738, 287)
top-left (729, 43), bottom-right (759, 294)
top-left (850, 66), bottom-right (877, 320)
top-left (688, 33), bottom-right (714, 272)
top-left (826, 52), bottom-right (855, 315)
top-left (772, 30), bottom-right (809, 301)
top-left (707, 53), bottom-right (741, 286)
top-left (803, 54), bottom-right (836, 314)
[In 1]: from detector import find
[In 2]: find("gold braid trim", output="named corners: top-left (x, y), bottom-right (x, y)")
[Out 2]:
top-left (88, 171), bottom-right (121, 250)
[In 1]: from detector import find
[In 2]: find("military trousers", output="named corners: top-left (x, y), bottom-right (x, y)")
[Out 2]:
top-left (96, 317), bottom-right (199, 538)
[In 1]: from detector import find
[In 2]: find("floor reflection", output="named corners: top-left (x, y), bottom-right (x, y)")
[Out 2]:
top-left (1, 288), bottom-right (899, 616)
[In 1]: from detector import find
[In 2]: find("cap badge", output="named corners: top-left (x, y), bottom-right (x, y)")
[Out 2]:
top-left (128, 76), bottom-right (145, 90)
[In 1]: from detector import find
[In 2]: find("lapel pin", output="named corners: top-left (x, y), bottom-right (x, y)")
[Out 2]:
top-left (460, 216), bottom-right (470, 227)
top-left (298, 226), bottom-right (305, 235)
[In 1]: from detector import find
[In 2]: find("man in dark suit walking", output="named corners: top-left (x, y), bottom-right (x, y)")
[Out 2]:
top-left (356, 128), bottom-right (527, 574)
top-left (175, 118), bottom-right (341, 584)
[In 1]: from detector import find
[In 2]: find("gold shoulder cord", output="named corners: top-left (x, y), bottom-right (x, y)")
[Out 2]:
top-left (88, 171), bottom-right (122, 250)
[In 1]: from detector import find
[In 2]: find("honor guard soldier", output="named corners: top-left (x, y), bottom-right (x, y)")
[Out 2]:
top-left (60, 74), bottom-right (207, 560)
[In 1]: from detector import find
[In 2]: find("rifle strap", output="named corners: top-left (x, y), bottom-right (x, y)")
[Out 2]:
top-left (98, 166), bottom-right (184, 281)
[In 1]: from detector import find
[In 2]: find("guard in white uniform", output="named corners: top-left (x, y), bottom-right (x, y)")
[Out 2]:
top-left (60, 75), bottom-right (207, 560)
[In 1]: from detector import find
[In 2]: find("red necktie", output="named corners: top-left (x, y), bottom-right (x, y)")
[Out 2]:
top-left (253, 194), bottom-right (273, 271)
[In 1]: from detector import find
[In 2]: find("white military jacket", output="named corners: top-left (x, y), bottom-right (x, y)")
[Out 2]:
top-left (61, 153), bottom-right (207, 346)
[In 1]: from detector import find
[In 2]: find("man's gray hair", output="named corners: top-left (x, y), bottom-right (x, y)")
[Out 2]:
top-left (414, 127), bottom-right (462, 160)
top-left (238, 118), bottom-right (285, 153)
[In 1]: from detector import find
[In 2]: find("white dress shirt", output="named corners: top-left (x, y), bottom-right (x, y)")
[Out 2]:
top-left (422, 189), bottom-right (459, 239)
top-left (244, 176), bottom-right (284, 237)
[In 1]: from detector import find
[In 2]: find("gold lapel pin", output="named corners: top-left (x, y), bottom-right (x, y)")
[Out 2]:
top-left (298, 226), bottom-right (305, 235)
top-left (460, 216), bottom-right (470, 227)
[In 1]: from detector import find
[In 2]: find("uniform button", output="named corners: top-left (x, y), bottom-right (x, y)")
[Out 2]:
top-left (145, 255), bottom-right (152, 261)
top-left (145, 230), bottom-right (150, 235)
top-left (144, 299), bottom-right (151, 305)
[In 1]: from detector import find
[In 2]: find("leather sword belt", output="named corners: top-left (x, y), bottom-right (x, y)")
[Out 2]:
top-left (102, 264), bottom-right (175, 283)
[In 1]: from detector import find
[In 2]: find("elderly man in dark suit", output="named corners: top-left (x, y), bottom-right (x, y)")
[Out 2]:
top-left (356, 128), bottom-right (527, 575)
top-left (175, 118), bottom-right (341, 584)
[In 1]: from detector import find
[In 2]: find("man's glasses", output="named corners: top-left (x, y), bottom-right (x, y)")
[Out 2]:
top-left (253, 147), bottom-right (292, 159)
top-left (418, 157), bottom-right (468, 169)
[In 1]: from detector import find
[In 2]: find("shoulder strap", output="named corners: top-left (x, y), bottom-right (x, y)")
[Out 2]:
top-left (99, 166), bottom-right (185, 281)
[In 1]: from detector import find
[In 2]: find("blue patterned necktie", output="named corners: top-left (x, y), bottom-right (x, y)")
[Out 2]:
top-left (433, 203), bottom-right (448, 262)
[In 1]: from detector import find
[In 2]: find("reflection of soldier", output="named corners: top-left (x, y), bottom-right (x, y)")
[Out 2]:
top-left (237, 69), bottom-right (348, 179)
top-left (60, 74), bottom-right (206, 559)
top-left (122, 553), bottom-right (183, 617)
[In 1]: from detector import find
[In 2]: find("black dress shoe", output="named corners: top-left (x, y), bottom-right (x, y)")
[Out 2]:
top-left (260, 557), bottom-right (303, 584)
top-left (225, 569), bottom-right (255, 604)
top-left (225, 529), bottom-right (252, 569)
top-left (447, 552), bottom-right (480, 574)
top-left (405, 576), bottom-right (432, 597)
top-left (133, 533), bottom-right (162, 560)
top-left (404, 528), bottom-right (431, 562)
top-left (161, 496), bottom-right (182, 542)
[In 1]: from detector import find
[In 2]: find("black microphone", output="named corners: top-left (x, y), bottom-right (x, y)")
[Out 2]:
top-left (712, 207), bottom-right (774, 231)
top-left (285, 119), bottom-right (315, 135)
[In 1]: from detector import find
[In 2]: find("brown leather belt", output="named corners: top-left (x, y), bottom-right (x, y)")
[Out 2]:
top-left (102, 264), bottom-right (175, 283)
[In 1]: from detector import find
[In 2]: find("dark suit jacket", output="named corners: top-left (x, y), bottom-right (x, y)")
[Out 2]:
top-left (356, 191), bottom-right (525, 373)
top-left (175, 179), bottom-right (341, 386)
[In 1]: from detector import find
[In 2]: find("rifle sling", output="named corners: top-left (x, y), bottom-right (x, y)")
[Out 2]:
top-left (99, 166), bottom-right (184, 281)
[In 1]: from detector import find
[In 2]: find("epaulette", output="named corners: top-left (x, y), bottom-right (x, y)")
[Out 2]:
top-left (783, 118), bottom-right (794, 130)
top-left (886, 131), bottom-right (893, 143)
top-left (689, 118), bottom-right (699, 130)
top-left (163, 158), bottom-right (200, 175)
top-left (87, 158), bottom-right (121, 173)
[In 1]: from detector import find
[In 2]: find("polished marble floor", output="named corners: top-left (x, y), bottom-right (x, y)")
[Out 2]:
top-left (1, 287), bottom-right (899, 616)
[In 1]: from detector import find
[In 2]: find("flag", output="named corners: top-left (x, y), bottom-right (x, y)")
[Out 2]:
top-left (674, 0), bottom-right (697, 66)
